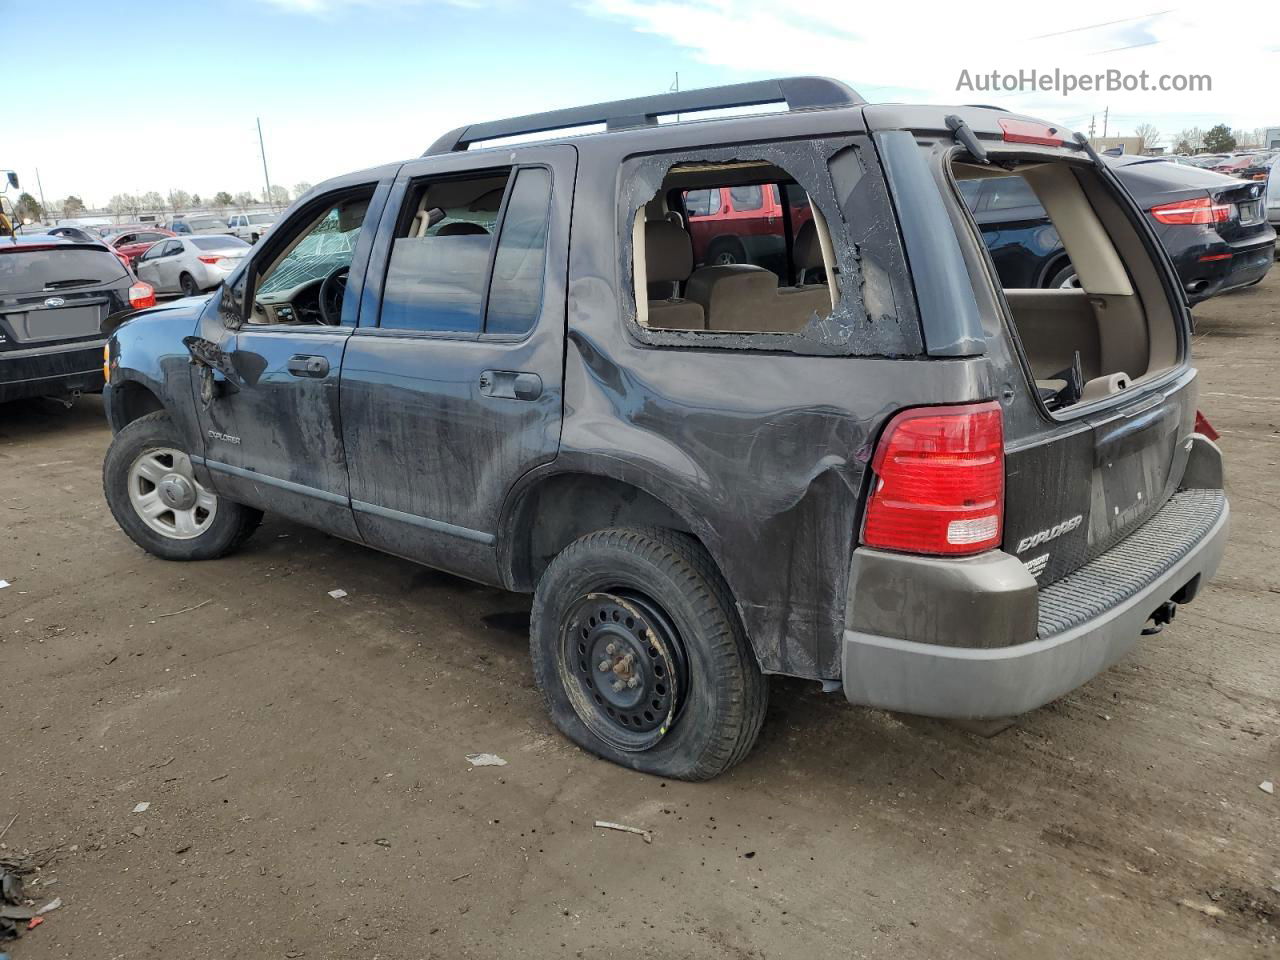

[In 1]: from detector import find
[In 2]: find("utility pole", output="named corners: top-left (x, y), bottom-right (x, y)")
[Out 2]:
top-left (1102, 106), bottom-right (1109, 139)
top-left (257, 117), bottom-right (273, 211)
top-left (34, 168), bottom-right (48, 222)
top-left (671, 72), bottom-right (679, 122)
top-left (1088, 115), bottom-right (1096, 138)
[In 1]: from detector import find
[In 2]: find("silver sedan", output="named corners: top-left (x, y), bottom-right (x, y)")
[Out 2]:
top-left (133, 235), bottom-right (251, 297)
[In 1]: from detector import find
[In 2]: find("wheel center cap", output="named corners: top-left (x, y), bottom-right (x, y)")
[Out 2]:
top-left (158, 473), bottom-right (196, 510)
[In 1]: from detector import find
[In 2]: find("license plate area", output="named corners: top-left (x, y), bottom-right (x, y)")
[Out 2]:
top-left (1089, 403), bottom-right (1181, 552)
top-left (6, 304), bottom-right (105, 344)
top-left (1238, 200), bottom-right (1263, 225)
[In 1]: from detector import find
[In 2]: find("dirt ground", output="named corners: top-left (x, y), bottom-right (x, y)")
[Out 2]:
top-left (2, 274), bottom-right (1277, 960)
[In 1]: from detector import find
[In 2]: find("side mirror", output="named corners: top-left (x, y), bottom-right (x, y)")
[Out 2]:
top-left (6, 172), bottom-right (17, 190)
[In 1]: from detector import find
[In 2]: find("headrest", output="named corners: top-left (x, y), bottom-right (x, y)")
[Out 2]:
top-left (793, 219), bottom-right (823, 271)
top-left (644, 220), bottom-right (693, 283)
top-left (437, 221), bottom-right (489, 236)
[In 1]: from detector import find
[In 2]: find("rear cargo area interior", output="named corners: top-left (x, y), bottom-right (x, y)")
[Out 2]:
top-left (953, 158), bottom-right (1180, 410)
top-left (631, 161), bottom-right (840, 335)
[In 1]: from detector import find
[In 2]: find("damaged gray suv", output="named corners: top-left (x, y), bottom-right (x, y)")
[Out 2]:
top-left (101, 77), bottom-right (1229, 780)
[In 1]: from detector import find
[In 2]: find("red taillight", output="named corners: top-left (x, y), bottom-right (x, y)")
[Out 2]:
top-left (1149, 195), bottom-right (1232, 225)
top-left (128, 281), bottom-right (156, 309)
top-left (999, 117), bottom-right (1064, 147)
top-left (1194, 410), bottom-right (1220, 441)
top-left (861, 402), bottom-right (1005, 556)
top-left (197, 255), bottom-right (222, 265)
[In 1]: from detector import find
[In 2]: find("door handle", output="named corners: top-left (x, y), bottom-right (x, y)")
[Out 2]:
top-left (287, 354), bottom-right (329, 378)
top-left (479, 369), bottom-right (542, 401)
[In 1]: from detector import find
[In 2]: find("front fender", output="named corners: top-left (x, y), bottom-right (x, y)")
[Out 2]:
top-left (106, 296), bottom-right (210, 456)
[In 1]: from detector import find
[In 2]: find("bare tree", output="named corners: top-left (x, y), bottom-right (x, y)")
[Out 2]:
top-left (1173, 127), bottom-right (1205, 153)
top-left (232, 191), bottom-right (254, 209)
top-left (1134, 123), bottom-right (1162, 154)
top-left (167, 189), bottom-right (192, 213)
top-left (268, 184), bottom-right (290, 206)
top-left (293, 182), bottom-right (314, 200)
top-left (109, 194), bottom-right (141, 218)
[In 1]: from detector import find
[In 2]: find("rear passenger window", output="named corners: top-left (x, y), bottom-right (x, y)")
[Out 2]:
top-left (379, 167), bottom-right (552, 336)
top-left (728, 185), bottom-right (763, 211)
top-left (486, 168), bottom-right (552, 335)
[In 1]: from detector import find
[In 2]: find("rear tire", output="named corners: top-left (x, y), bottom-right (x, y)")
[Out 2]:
top-left (103, 411), bottom-right (262, 561)
top-left (179, 272), bottom-right (200, 296)
top-left (706, 237), bottom-right (747, 266)
top-left (1046, 264), bottom-right (1080, 289)
top-left (530, 527), bottom-right (767, 781)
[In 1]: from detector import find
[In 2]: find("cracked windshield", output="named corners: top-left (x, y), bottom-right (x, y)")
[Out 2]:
top-left (257, 204), bottom-right (359, 295)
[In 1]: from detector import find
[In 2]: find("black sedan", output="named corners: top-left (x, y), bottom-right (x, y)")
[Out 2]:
top-left (962, 157), bottom-right (1275, 304)
top-left (0, 235), bottom-right (155, 404)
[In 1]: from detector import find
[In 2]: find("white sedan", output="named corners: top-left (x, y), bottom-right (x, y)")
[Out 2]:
top-left (133, 235), bottom-right (251, 296)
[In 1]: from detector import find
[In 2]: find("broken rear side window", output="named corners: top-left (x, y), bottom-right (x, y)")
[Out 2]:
top-left (619, 140), bottom-right (923, 357)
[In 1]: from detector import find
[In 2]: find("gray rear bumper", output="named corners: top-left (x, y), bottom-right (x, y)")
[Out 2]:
top-left (841, 490), bottom-right (1229, 719)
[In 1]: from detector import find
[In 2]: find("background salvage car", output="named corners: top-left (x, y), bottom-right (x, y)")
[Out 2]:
top-left (132, 234), bottom-right (251, 296)
top-left (1, 234), bottom-right (154, 403)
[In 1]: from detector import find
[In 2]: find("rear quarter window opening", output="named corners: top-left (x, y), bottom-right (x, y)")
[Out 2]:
top-left (617, 140), bottom-right (923, 357)
top-left (950, 153), bottom-right (1183, 413)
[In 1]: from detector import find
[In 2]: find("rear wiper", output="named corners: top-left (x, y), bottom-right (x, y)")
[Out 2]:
top-left (945, 115), bottom-right (989, 164)
top-left (43, 278), bottom-right (99, 290)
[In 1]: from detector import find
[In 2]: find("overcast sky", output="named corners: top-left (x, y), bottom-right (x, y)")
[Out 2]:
top-left (7, 0), bottom-right (1279, 209)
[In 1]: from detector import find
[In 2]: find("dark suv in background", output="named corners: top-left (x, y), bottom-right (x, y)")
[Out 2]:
top-left (99, 78), bottom-right (1228, 780)
top-left (1, 235), bottom-right (154, 404)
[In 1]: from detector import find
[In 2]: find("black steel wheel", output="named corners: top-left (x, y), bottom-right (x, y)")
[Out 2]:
top-left (531, 527), bottom-right (768, 780)
top-left (559, 590), bottom-right (689, 752)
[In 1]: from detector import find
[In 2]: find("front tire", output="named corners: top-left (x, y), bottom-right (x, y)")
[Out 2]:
top-left (103, 411), bottom-right (262, 561)
top-left (530, 527), bottom-right (767, 781)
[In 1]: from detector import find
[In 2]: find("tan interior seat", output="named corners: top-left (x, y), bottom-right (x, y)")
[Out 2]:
top-left (686, 264), bottom-right (782, 332)
top-left (644, 220), bottom-right (705, 330)
top-left (776, 220), bottom-right (832, 322)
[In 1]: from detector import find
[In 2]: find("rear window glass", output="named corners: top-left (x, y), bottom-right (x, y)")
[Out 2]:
top-left (191, 236), bottom-right (249, 250)
top-left (248, 214), bottom-right (274, 224)
top-left (1108, 158), bottom-right (1237, 190)
top-left (0, 247), bottom-right (128, 296)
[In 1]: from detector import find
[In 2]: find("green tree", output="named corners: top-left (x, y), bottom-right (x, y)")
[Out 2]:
top-left (15, 192), bottom-right (42, 222)
top-left (213, 191), bottom-right (234, 206)
top-left (61, 195), bottom-right (86, 217)
top-left (190, 193), bottom-right (203, 207)
top-left (1202, 124), bottom-right (1236, 153)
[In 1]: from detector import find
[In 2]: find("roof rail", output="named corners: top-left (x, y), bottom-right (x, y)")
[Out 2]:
top-left (424, 76), bottom-right (863, 155)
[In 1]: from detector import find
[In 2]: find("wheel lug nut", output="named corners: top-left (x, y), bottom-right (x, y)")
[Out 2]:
top-left (597, 659), bottom-right (611, 672)
top-left (606, 642), bottom-right (617, 655)
top-left (627, 676), bottom-right (640, 689)
top-left (612, 680), bottom-right (625, 692)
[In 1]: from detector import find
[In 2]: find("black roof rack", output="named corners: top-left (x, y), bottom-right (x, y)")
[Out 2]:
top-left (424, 76), bottom-right (863, 155)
